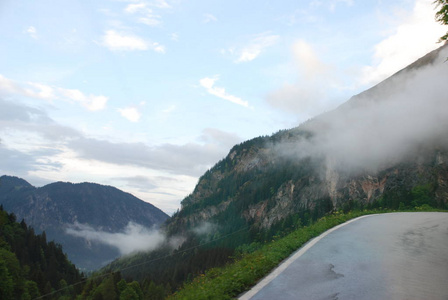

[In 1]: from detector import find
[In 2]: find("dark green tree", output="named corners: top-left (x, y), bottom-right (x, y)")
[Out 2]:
top-left (0, 259), bottom-right (14, 299)
top-left (119, 286), bottom-right (139, 300)
top-left (25, 281), bottom-right (40, 300)
top-left (435, 0), bottom-right (448, 41)
top-left (92, 275), bottom-right (118, 300)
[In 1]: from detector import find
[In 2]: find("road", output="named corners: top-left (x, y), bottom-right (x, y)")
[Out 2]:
top-left (239, 212), bottom-right (448, 300)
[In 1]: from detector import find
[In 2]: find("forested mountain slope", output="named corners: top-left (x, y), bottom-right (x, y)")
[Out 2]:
top-left (0, 175), bottom-right (169, 270)
top-left (0, 206), bottom-right (83, 299)
top-left (105, 44), bottom-right (448, 291)
top-left (168, 43), bottom-right (448, 233)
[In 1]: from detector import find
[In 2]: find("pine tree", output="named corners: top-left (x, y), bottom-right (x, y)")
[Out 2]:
top-left (435, 0), bottom-right (448, 41)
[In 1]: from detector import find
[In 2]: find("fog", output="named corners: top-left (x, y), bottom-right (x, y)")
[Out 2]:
top-left (66, 222), bottom-right (166, 256)
top-left (192, 221), bottom-right (217, 236)
top-left (277, 46), bottom-right (448, 173)
top-left (65, 221), bottom-right (217, 256)
top-left (65, 47), bottom-right (448, 259)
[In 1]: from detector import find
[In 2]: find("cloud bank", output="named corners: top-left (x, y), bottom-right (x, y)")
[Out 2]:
top-left (66, 222), bottom-right (165, 255)
top-left (277, 46), bottom-right (448, 173)
top-left (65, 220), bottom-right (215, 256)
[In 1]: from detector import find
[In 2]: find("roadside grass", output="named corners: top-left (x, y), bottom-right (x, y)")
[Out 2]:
top-left (169, 207), bottom-right (446, 299)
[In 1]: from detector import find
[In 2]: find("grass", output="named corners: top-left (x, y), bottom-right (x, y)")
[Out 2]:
top-left (168, 207), bottom-right (446, 299)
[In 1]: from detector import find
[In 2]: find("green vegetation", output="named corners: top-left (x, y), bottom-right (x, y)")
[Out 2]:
top-left (170, 206), bottom-right (446, 299)
top-left (77, 273), bottom-right (150, 300)
top-left (368, 183), bottom-right (444, 211)
top-left (105, 152), bottom-right (447, 298)
top-left (0, 205), bottom-right (172, 300)
top-left (1, 180), bottom-right (446, 300)
top-left (435, 0), bottom-right (448, 42)
top-left (0, 206), bottom-right (82, 299)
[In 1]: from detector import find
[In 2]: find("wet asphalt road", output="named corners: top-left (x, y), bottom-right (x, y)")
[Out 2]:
top-left (239, 212), bottom-right (448, 300)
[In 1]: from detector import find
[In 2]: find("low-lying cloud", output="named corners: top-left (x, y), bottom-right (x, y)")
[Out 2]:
top-left (66, 222), bottom-right (165, 256)
top-left (275, 45), bottom-right (448, 173)
top-left (65, 221), bottom-right (218, 256)
top-left (192, 221), bottom-right (217, 236)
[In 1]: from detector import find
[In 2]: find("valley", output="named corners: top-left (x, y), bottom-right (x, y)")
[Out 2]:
top-left (1, 2), bottom-right (448, 298)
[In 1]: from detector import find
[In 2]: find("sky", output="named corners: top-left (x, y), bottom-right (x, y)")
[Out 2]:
top-left (0, 0), bottom-right (446, 215)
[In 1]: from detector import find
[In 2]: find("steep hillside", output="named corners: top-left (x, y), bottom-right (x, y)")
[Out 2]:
top-left (104, 45), bottom-right (448, 290)
top-left (0, 207), bottom-right (83, 299)
top-left (168, 43), bottom-right (448, 234)
top-left (0, 176), bottom-right (169, 270)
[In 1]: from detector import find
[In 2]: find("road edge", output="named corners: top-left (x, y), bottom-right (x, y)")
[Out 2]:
top-left (238, 214), bottom-right (376, 300)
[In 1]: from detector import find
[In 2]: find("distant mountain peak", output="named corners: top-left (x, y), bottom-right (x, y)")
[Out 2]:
top-left (0, 174), bottom-right (169, 270)
top-left (0, 174), bottom-right (35, 188)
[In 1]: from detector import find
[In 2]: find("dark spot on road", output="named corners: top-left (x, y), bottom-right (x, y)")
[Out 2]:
top-left (328, 264), bottom-right (344, 279)
top-left (320, 292), bottom-right (340, 300)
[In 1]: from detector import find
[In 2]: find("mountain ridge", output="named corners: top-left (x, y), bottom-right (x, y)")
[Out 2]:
top-left (0, 175), bottom-right (169, 270)
top-left (167, 43), bottom-right (448, 233)
top-left (97, 45), bottom-right (448, 291)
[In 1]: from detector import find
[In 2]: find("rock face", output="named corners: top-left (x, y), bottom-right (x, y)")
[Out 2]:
top-left (0, 176), bottom-right (169, 270)
top-left (167, 44), bottom-right (448, 235)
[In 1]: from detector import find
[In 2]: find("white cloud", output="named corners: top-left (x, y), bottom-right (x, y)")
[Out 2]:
top-left (310, 0), bottom-right (354, 11)
top-left (125, 2), bottom-right (162, 27)
top-left (83, 95), bottom-right (108, 111)
top-left (275, 47), bottom-right (448, 173)
top-left (292, 40), bottom-right (329, 78)
top-left (0, 74), bottom-right (24, 95)
top-left (162, 104), bottom-right (176, 113)
top-left (361, 0), bottom-right (446, 85)
top-left (26, 83), bottom-right (56, 100)
top-left (25, 26), bottom-right (38, 39)
top-left (59, 89), bottom-right (108, 111)
top-left (152, 42), bottom-right (165, 53)
top-left (101, 30), bottom-right (148, 51)
top-left (66, 222), bottom-right (165, 255)
top-left (0, 74), bottom-right (108, 111)
top-left (101, 30), bottom-right (165, 53)
top-left (199, 76), bottom-right (249, 107)
top-left (151, 0), bottom-right (171, 9)
top-left (192, 222), bottom-right (217, 235)
top-left (125, 3), bottom-right (147, 13)
top-left (118, 107), bottom-right (142, 122)
top-left (266, 40), bottom-right (335, 115)
top-left (225, 32), bottom-right (279, 63)
top-left (204, 13), bottom-right (218, 23)
top-left (139, 16), bottom-right (162, 26)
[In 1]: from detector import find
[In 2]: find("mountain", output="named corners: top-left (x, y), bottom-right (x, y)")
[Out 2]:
top-left (167, 43), bottom-right (448, 233)
top-left (0, 175), bottom-right (169, 270)
top-left (103, 44), bottom-right (448, 290)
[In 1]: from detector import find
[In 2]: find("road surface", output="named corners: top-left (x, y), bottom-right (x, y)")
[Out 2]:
top-left (239, 212), bottom-right (448, 300)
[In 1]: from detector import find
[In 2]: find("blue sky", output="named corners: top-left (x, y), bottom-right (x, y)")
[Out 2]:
top-left (0, 0), bottom-right (446, 214)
